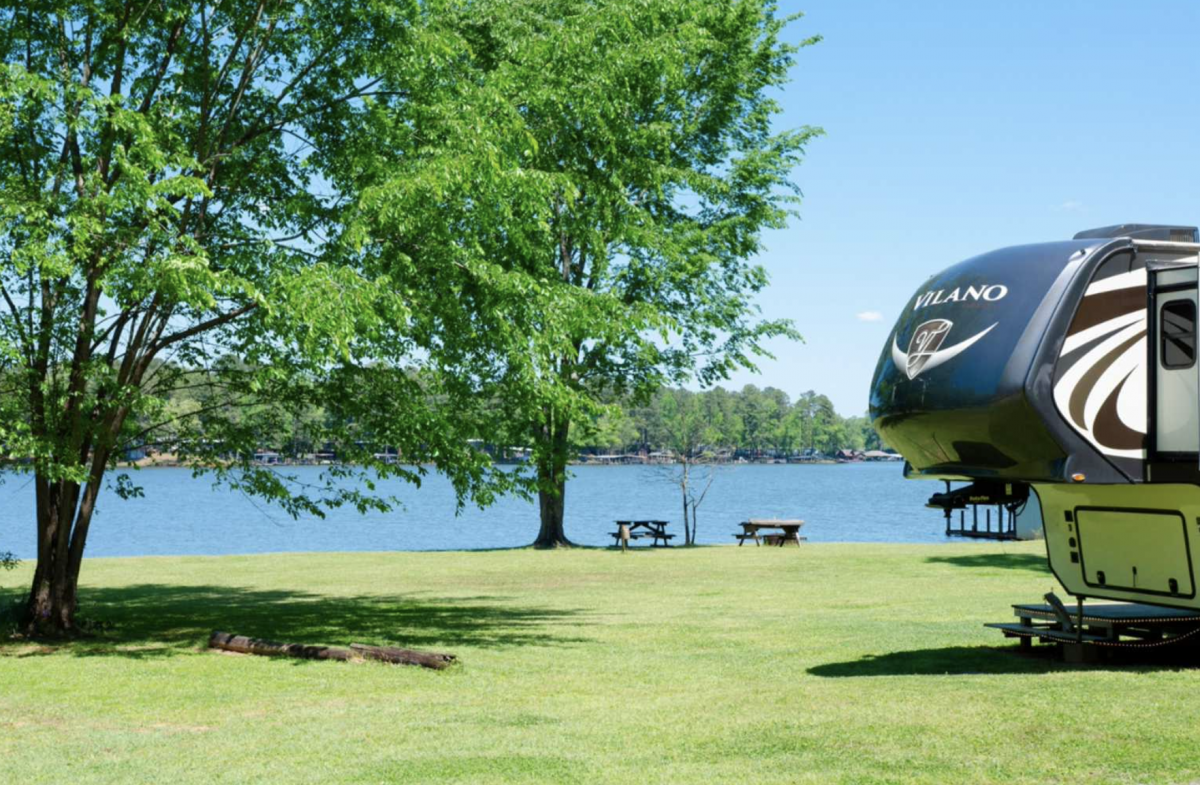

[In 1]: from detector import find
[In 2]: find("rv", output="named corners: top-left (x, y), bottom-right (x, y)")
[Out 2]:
top-left (870, 224), bottom-right (1200, 611)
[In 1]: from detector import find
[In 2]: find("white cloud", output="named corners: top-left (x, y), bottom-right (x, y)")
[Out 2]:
top-left (856, 310), bottom-right (884, 322)
top-left (1054, 200), bottom-right (1085, 212)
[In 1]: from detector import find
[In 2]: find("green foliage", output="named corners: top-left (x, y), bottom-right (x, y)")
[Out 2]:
top-left (579, 385), bottom-right (884, 457)
top-left (0, 0), bottom-right (829, 573)
top-left (0, 0), bottom-right (549, 623)
top-left (352, 0), bottom-right (822, 539)
top-left (0, 2), bottom-right (530, 513)
top-left (656, 390), bottom-right (720, 461)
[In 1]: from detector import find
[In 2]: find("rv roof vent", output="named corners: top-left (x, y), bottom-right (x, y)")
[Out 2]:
top-left (1074, 224), bottom-right (1199, 243)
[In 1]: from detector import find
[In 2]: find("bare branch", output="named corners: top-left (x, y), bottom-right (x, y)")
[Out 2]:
top-left (0, 282), bottom-right (30, 357)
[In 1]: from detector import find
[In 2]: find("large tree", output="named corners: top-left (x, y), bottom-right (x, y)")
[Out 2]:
top-left (400, 0), bottom-right (820, 546)
top-left (0, 1), bottom-right (526, 636)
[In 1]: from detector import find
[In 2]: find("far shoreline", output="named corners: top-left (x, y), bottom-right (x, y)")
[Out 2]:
top-left (0, 538), bottom-right (994, 564)
top-left (108, 457), bottom-right (896, 470)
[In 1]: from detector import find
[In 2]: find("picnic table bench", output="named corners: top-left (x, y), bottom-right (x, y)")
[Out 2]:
top-left (610, 520), bottom-right (674, 547)
top-left (733, 519), bottom-right (805, 547)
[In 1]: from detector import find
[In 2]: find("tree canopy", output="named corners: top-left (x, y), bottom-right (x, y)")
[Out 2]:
top-left (368, 0), bottom-right (822, 544)
top-left (0, 0), bottom-right (533, 634)
top-left (0, 0), bottom-right (823, 632)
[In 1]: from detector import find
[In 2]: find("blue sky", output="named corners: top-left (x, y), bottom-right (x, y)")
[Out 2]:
top-left (721, 0), bottom-right (1200, 415)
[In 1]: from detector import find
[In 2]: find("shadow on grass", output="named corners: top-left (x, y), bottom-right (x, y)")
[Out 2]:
top-left (925, 552), bottom-right (1050, 573)
top-left (1, 584), bottom-right (588, 659)
top-left (808, 645), bottom-right (1064, 676)
top-left (810, 642), bottom-right (1200, 677)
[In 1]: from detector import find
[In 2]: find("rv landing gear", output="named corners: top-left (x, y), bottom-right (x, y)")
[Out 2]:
top-left (986, 594), bottom-right (1200, 662)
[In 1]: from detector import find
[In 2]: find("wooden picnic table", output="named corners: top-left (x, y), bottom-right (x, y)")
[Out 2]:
top-left (611, 519), bottom-right (675, 547)
top-left (734, 519), bottom-right (805, 547)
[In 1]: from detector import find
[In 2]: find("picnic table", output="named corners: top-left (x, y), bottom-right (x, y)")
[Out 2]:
top-left (610, 520), bottom-right (675, 547)
top-left (733, 519), bottom-right (805, 547)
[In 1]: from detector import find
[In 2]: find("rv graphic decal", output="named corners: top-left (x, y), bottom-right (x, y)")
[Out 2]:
top-left (912, 284), bottom-right (1008, 311)
top-left (891, 319), bottom-right (998, 380)
top-left (1053, 267), bottom-right (1147, 459)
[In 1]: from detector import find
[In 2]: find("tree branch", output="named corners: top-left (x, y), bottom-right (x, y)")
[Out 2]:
top-left (136, 18), bottom-right (186, 116)
top-left (150, 303), bottom-right (258, 353)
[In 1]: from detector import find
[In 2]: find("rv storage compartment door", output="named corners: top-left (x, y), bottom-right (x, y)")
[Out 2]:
top-left (1076, 508), bottom-right (1195, 598)
top-left (1154, 273), bottom-right (1199, 454)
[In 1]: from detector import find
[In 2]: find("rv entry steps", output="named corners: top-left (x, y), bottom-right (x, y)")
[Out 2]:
top-left (986, 599), bottom-right (1200, 660)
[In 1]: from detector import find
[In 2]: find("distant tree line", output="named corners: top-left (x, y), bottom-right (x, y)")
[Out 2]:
top-left (579, 386), bottom-right (884, 459)
top-left (130, 373), bottom-right (880, 462)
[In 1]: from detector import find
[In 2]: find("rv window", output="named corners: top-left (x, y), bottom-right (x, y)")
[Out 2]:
top-left (1161, 299), bottom-right (1197, 369)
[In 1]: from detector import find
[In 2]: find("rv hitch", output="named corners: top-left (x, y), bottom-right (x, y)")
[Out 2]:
top-left (926, 480), bottom-right (1029, 511)
top-left (927, 481), bottom-right (1030, 539)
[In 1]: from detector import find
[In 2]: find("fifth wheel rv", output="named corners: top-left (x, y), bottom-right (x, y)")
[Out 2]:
top-left (869, 223), bottom-right (1200, 612)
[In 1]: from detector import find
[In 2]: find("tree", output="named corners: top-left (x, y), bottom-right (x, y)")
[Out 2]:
top-left (584, 403), bottom-right (639, 455)
top-left (656, 390), bottom-right (719, 545)
top-left (809, 394), bottom-right (842, 454)
top-left (773, 406), bottom-right (804, 456)
top-left (706, 388), bottom-right (745, 453)
top-left (852, 413), bottom-right (888, 451)
top-left (841, 415), bottom-right (870, 452)
top-left (0, 1), bottom-right (523, 635)
top-left (438, 0), bottom-right (818, 545)
top-left (737, 385), bottom-right (771, 455)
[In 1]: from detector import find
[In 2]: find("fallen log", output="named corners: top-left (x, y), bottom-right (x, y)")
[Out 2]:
top-left (351, 643), bottom-right (457, 670)
top-left (209, 631), bottom-right (357, 661)
top-left (208, 631), bottom-right (457, 670)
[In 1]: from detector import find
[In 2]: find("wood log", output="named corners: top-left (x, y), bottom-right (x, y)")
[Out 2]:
top-left (208, 631), bottom-right (457, 670)
top-left (209, 631), bottom-right (357, 661)
top-left (350, 643), bottom-right (457, 670)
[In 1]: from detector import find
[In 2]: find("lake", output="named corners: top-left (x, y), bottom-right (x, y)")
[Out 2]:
top-left (0, 463), bottom-right (951, 558)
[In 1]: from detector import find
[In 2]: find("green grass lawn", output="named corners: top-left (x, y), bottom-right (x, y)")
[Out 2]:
top-left (2, 541), bottom-right (1199, 784)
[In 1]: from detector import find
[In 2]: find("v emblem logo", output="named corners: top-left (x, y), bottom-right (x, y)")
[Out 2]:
top-left (891, 320), bottom-right (998, 380)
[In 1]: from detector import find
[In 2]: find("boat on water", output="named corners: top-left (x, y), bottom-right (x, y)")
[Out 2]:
top-left (870, 223), bottom-right (1200, 611)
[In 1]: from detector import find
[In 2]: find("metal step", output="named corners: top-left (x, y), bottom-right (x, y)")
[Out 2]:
top-left (1012, 602), bottom-right (1200, 625)
top-left (989, 598), bottom-right (1200, 656)
top-left (985, 622), bottom-right (1114, 644)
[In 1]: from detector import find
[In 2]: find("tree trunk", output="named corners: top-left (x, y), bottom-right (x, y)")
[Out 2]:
top-left (535, 484), bottom-right (569, 547)
top-left (23, 458), bottom-right (108, 637)
top-left (25, 478), bottom-right (82, 637)
top-left (25, 559), bottom-right (78, 638)
top-left (533, 416), bottom-right (572, 548)
top-left (680, 460), bottom-right (691, 545)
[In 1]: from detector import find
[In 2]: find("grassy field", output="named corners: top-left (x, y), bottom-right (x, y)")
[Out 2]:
top-left (2, 541), bottom-right (1199, 784)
